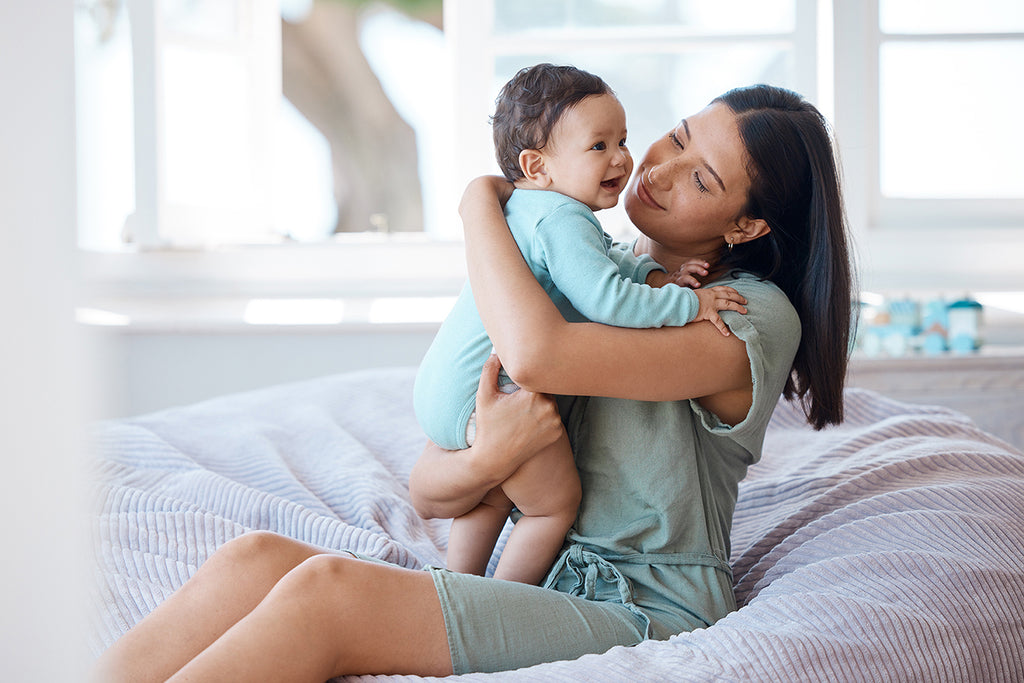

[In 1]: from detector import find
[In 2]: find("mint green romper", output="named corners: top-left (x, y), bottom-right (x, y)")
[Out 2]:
top-left (428, 273), bottom-right (801, 674)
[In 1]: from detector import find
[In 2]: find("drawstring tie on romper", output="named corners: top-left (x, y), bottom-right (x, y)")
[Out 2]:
top-left (544, 543), bottom-right (736, 638)
top-left (555, 543), bottom-right (635, 604)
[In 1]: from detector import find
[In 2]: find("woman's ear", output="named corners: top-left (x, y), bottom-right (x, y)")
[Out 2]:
top-left (518, 149), bottom-right (551, 187)
top-left (731, 216), bottom-right (771, 245)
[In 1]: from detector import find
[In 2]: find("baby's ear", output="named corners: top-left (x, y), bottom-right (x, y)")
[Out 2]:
top-left (518, 149), bottom-right (551, 187)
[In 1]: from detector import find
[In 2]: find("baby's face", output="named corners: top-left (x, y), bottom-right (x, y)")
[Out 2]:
top-left (541, 93), bottom-right (633, 212)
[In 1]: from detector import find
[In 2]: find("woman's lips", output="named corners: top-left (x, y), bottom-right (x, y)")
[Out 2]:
top-left (637, 172), bottom-right (665, 209)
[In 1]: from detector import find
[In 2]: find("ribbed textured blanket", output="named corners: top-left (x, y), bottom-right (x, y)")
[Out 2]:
top-left (89, 367), bottom-right (1024, 681)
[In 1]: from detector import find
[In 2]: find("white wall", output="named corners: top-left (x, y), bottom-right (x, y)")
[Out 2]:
top-left (0, 1), bottom-right (91, 678)
top-left (99, 327), bottom-right (437, 417)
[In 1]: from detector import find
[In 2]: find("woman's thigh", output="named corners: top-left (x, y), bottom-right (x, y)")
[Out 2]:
top-left (429, 567), bottom-right (648, 675)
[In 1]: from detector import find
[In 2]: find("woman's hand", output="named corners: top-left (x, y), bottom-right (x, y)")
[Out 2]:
top-left (472, 355), bottom-right (564, 472)
top-left (459, 176), bottom-right (514, 220)
top-left (409, 355), bottom-right (563, 520)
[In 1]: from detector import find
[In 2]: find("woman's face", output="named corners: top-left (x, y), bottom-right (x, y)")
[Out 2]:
top-left (624, 102), bottom-right (753, 254)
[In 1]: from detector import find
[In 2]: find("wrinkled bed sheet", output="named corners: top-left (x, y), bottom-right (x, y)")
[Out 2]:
top-left (89, 367), bottom-right (1024, 681)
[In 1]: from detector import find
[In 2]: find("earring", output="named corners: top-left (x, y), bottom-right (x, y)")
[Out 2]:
top-left (727, 239), bottom-right (733, 252)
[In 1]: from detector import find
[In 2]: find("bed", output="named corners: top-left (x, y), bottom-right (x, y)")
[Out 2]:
top-left (89, 366), bottom-right (1024, 681)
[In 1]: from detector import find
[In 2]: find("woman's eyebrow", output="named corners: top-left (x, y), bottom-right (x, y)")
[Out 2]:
top-left (681, 118), bottom-right (726, 192)
top-left (705, 163), bottom-right (725, 192)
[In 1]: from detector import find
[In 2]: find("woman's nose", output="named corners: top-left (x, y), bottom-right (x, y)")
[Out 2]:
top-left (648, 163), bottom-right (668, 189)
top-left (648, 157), bottom-right (680, 188)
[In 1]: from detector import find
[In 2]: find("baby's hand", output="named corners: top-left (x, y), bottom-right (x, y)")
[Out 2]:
top-left (666, 259), bottom-right (710, 288)
top-left (646, 259), bottom-right (710, 289)
top-left (693, 286), bottom-right (748, 336)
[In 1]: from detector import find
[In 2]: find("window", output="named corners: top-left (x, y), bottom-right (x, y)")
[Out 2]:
top-left (75, 0), bottom-right (282, 250)
top-left (834, 0), bottom-right (1024, 288)
top-left (75, 0), bottom-right (452, 250)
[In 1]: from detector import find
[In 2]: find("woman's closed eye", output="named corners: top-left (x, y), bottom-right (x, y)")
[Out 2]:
top-left (669, 132), bottom-right (684, 150)
top-left (693, 170), bottom-right (709, 193)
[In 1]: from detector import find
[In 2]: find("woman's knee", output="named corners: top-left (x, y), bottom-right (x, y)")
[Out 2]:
top-left (279, 555), bottom-right (355, 593)
top-left (267, 554), bottom-right (369, 620)
top-left (202, 531), bottom-right (317, 581)
top-left (263, 556), bottom-right (451, 676)
top-left (215, 531), bottom-right (292, 563)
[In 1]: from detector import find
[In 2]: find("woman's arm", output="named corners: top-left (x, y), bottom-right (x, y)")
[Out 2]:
top-left (409, 355), bottom-right (564, 519)
top-left (459, 177), bottom-right (752, 404)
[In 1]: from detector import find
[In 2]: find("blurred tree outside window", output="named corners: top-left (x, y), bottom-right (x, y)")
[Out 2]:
top-left (281, 0), bottom-right (445, 236)
top-left (75, 0), bottom-right (446, 250)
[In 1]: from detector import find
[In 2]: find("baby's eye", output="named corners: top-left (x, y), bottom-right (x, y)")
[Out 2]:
top-left (619, 138), bottom-right (628, 147)
top-left (591, 141), bottom-right (607, 151)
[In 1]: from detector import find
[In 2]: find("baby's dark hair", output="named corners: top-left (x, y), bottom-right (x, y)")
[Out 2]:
top-left (492, 63), bottom-right (612, 181)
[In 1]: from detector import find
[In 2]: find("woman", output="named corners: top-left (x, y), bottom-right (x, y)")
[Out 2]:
top-left (90, 84), bottom-right (854, 681)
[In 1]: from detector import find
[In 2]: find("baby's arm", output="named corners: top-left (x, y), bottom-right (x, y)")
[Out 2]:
top-left (539, 207), bottom-right (742, 331)
top-left (645, 259), bottom-right (743, 336)
top-left (606, 240), bottom-right (667, 284)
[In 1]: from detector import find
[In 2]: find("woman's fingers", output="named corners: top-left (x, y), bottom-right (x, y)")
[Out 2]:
top-left (473, 355), bottom-right (563, 471)
top-left (475, 353), bottom-right (503, 407)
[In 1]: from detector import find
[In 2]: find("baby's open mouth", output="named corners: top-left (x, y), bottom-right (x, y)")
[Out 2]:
top-left (601, 178), bottom-right (620, 190)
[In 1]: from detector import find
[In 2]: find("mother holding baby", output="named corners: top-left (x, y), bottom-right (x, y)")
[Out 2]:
top-left (92, 81), bottom-right (855, 681)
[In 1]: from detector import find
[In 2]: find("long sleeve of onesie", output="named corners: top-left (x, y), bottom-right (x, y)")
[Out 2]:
top-left (533, 202), bottom-right (698, 327)
top-left (607, 241), bottom-right (666, 284)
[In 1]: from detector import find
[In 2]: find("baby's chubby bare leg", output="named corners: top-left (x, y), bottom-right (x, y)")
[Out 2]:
top-left (446, 487), bottom-right (514, 576)
top-left (493, 429), bottom-right (581, 584)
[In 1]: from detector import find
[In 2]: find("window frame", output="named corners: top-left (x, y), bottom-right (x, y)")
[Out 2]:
top-left (833, 0), bottom-right (1024, 291)
top-left (123, 0), bottom-right (281, 249)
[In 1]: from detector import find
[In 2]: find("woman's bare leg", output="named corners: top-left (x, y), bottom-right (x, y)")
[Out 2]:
top-left (90, 531), bottom-right (324, 683)
top-left (167, 554), bottom-right (452, 681)
top-left (446, 488), bottom-right (513, 575)
top-left (493, 431), bottom-right (581, 585)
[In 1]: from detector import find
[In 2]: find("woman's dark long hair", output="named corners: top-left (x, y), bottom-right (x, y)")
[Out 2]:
top-left (713, 85), bottom-right (856, 429)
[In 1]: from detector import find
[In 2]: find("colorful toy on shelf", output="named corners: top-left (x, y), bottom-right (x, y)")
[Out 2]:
top-left (920, 298), bottom-right (949, 355)
top-left (856, 293), bottom-right (984, 357)
top-left (948, 295), bottom-right (984, 353)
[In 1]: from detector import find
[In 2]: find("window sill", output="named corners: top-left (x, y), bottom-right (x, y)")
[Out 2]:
top-left (79, 235), bottom-right (468, 300)
top-left (76, 293), bottom-right (454, 334)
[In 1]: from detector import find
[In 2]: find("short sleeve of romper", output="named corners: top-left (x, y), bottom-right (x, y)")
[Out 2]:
top-left (427, 273), bottom-right (802, 675)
